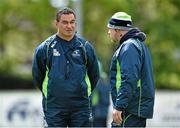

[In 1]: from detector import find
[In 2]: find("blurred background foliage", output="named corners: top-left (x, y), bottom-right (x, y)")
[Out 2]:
top-left (0, 0), bottom-right (179, 89)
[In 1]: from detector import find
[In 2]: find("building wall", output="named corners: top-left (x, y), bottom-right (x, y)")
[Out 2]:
top-left (0, 90), bottom-right (180, 127)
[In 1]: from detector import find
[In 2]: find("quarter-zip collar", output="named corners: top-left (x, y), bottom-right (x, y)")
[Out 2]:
top-left (56, 34), bottom-right (82, 52)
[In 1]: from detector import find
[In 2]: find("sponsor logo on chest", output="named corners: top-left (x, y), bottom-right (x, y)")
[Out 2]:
top-left (72, 49), bottom-right (81, 58)
top-left (53, 49), bottom-right (60, 56)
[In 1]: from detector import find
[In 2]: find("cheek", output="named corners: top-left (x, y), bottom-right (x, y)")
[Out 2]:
top-left (72, 24), bottom-right (76, 29)
top-left (111, 32), bottom-right (116, 37)
top-left (115, 32), bottom-right (119, 38)
top-left (57, 24), bottom-right (66, 30)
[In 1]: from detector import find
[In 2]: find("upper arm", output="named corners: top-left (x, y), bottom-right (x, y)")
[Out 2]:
top-left (32, 43), bottom-right (47, 89)
top-left (85, 42), bottom-right (100, 89)
top-left (119, 43), bottom-right (141, 81)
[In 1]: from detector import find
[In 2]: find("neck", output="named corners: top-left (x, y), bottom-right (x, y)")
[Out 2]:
top-left (118, 30), bottom-right (128, 42)
top-left (57, 33), bottom-right (74, 41)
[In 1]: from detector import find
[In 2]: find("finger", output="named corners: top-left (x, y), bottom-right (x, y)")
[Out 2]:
top-left (116, 113), bottom-right (122, 123)
top-left (117, 112), bottom-right (122, 122)
top-left (113, 112), bottom-right (121, 123)
top-left (113, 112), bottom-right (118, 123)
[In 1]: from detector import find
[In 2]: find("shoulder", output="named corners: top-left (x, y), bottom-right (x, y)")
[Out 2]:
top-left (121, 38), bottom-right (141, 52)
top-left (43, 34), bottom-right (57, 47)
top-left (114, 39), bottom-right (135, 58)
top-left (36, 34), bottom-right (56, 50)
top-left (117, 38), bottom-right (142, 59)
top-left (76, 35), bottom-right (94, 50)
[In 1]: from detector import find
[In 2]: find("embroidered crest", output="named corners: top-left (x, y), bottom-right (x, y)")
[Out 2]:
top-left (72, 49), bottom-right (81, 57)
top-left (53, 49), bottom-right (60, 56)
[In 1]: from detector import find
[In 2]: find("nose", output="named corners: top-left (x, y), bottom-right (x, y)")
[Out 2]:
top-left (108, 29), bottom-right (110, 35)
top-left (67, 23), bottom-right (71, 28)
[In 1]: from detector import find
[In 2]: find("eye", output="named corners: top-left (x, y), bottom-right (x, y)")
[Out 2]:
top-left (61, 21), bottom-right (68, 25)
top-left (70, 20), bottom-right (76, 24)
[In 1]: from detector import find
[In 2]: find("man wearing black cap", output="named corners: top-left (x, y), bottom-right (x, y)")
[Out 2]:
top-left (107, 12), bottom-right (155, 127)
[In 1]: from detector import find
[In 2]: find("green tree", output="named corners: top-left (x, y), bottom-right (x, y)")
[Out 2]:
top-left (0, 0), bottom-right (179, 89)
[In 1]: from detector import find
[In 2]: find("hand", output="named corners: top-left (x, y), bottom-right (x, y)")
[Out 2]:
top-left (113, 109), bottom-right (122, 124)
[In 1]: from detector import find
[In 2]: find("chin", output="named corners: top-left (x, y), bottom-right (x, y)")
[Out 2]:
top-left (65, 33), bottom-right (73, 36)
top-left (67, 32), bottom-right (74, 35)
top-left (111, 39), bottom-right (116, 43)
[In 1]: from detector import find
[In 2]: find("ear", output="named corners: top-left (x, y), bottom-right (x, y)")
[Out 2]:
top-left (51, 20), bottom-right (57, 29)
top-left (54, 20), bottom-right (58, 26)
top-left (120, 33), bottom-right (123, 37)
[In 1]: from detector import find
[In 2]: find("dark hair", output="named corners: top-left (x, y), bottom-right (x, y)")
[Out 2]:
top-left (56, 7), bottom-right (76, 22)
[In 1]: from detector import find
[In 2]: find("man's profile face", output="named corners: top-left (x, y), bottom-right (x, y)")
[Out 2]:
top-left (108, 28), bottom-right (119, 43)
